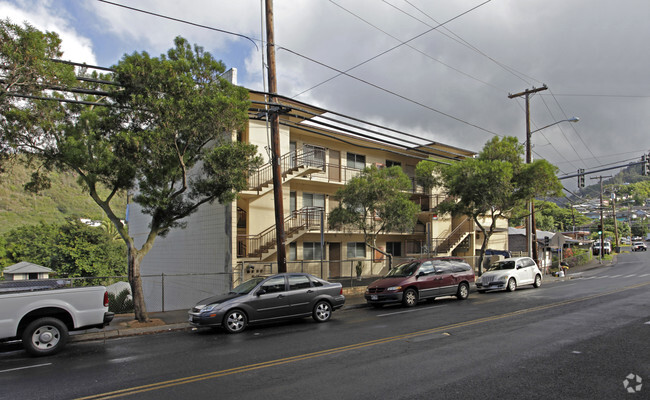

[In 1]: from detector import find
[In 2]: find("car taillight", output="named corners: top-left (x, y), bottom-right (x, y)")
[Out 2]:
top-left (340, 288), bottom-right (343, 295)
top-left (103, 291), bottom-right (109, 307)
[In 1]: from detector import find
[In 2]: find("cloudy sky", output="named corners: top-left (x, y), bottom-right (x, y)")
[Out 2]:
top-left (3, 0), bottom-right (649, 190)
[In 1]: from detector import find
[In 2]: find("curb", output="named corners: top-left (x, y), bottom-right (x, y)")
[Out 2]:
top-left (69, 323), bottom-right (192, 342)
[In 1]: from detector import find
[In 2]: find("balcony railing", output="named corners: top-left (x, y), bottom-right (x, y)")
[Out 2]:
top-left (247, 148), bottom-right (326, 191)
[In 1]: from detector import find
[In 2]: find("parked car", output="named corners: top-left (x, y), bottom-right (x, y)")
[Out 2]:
top-left (188, 273), bottom-right (345, 333)
top-left (0, 281), bottom-right (113, 356)
top-left (475, 257), bottom-right (542, 293)
top-left (364, 257), bottom-right (475, 308)
top-left (632, 242), bottom-right (647, 252)
top-left (593, 241), bottom-right (612, 255)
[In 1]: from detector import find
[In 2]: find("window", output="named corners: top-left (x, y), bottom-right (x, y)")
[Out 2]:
top-left (347, 242), bottom-right (366, 258)
top-left (418, 261), bottom-right (435, 275)
top-left (347, 153), bottom-right (366, 170)
top-left (289, 242), bottom-right (297, 261)
top-left (303, 193), bottom-right (325, 209)
top-left (450, 260), bottom-right (471, 272)
top-left (433, 261), bottom-right (452, 274)
top-left (386, 241), bottom-right (402, 257)
top-left (290, 192), bottom-right (296, 213)
top-left (386, 160), bottom-right (401, 168)
top-left (288, 275), bottom-right (312, 290)
top-left (261, 276), bottom-right (286, 294)
top-left (303, 242), bottom-right (322, 260)
top-left (304, 144), bottom-right (325, 168)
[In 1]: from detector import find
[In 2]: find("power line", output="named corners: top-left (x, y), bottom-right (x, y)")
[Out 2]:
top-left (291, 0), bottom-right (493, 99)
top-left (279, 46), bottom-right (503, 138)
top-left (95, 0), bottom-right (259, 51)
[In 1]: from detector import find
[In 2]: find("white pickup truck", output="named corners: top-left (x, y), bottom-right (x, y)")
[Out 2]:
top-left (0, 280), bottom-right (114, 356)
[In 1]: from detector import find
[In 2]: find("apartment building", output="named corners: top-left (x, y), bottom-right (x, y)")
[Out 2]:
top-left (128, 90), bottom-right (508, 311)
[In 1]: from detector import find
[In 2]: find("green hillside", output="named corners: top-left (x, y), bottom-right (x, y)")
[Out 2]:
top-left (0, 163), bottom-right (127, 235)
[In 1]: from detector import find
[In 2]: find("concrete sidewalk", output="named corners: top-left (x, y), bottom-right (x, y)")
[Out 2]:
top-left (70, 255), bottom-right (616, 343)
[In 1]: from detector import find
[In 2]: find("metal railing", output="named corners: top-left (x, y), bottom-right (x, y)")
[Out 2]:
top-left (237, 207), bottom-right (324, 258)
top-left (247, 148), bottom-right (326, 191)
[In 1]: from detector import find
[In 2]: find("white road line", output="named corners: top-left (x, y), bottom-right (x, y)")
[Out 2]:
top-left (640, 274), bottom-right (650, 277)
top-left (624, 274), bottom-right (637, 278)
top-left (377, 305), bottom-right (443, 317)
top-left (609, 275), bottom-right (621, 278)
top-left (0, 363), bottom-right (52, 374)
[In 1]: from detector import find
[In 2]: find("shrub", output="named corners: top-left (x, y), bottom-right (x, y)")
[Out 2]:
top-left (108, 288), bottom-right (134, 314)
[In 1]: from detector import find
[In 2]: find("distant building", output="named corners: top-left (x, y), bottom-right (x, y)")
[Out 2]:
top-left (2, 262), bottom-right (54, 280)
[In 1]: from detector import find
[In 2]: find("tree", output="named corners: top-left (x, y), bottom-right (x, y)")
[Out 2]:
top-left (2, 28), bottom-right (262, 321)
top-left (1, 19), bottom-right (76, 175)
top-left (328, 165), bottom-right (419, 254)
top-left (417, 136), bottom-right (563, 274)
top-left (1, 220), bottom-right (126, 277)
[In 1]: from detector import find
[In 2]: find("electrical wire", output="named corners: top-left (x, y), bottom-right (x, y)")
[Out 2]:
top-left (95, 0), bottom-right (259, 51)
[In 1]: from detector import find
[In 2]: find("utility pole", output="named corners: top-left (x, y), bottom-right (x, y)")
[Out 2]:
top-left (508, 85), bottom-right (547, 265)
top-left (265, 0), bottom-right (287, 272)
top-left (591, 175), bottom-right (611, 263)
top-left (612, 191), bottom-right (619, 252)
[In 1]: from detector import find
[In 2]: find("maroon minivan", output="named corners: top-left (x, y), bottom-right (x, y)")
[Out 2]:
top-left (364, 257), bottom-right (475, 308)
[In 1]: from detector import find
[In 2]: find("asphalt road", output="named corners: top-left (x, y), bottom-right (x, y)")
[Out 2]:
top-left (1, 251), bottom-right (649, 400)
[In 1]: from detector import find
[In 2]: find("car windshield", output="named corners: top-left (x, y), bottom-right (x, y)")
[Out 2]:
top-left (229, 277), bottom-right (266, 294)
top-left (386, 262), bottom-right (420, 277)
top-left (487, 261), bottom-right (516, 271)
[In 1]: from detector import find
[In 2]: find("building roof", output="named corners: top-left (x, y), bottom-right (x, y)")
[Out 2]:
top-left (3, 261), bottom-right (54, 274)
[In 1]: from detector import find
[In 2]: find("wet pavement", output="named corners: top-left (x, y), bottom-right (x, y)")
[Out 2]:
top-left (70, 255), bottom-right (614, 342)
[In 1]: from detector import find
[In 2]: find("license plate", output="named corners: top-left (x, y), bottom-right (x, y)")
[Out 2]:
top-left (371, 295), bottom-right (378, 301)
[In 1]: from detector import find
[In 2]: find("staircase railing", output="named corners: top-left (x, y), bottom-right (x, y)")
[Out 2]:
top-left (434, 217), bottom-right (472, 254)
top-left (248, 148), bottom-right (326, 191)
top-left (237, 207), bottom-right (324, 258)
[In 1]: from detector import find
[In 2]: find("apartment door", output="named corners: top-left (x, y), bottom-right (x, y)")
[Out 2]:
top-left (329, 243), bottom-right (341, 278)
top-left (329, 150), bottom-right (341, 182)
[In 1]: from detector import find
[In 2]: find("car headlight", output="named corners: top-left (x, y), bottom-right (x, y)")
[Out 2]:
top-left (498, 276), bottom-right (509, 283)
top-left (201, 303), bottom-right (222, 313)
top-left (387, 286), bottom-right (402, 292)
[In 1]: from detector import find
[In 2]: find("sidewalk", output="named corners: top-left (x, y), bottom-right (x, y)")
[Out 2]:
top-left (70, 255), bottom-right (616, 343)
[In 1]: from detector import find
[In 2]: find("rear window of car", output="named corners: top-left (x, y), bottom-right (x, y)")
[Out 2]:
top-left (288, 275), bottom-right (312, 290)
top-left (450, 260), bottom-right (471, 272)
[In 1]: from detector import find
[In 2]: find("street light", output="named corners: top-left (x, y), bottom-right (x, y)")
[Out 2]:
top-left (530, 117), bottom-right (580, 134)
top-left (526, 116), bottom-right (580, 260)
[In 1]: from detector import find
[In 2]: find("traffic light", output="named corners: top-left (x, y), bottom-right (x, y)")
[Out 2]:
top-left (597, 224), bottom-right (603, 235)
top-left (544, 236), bottom-right (550, 247)
top-left (578, 168), bottom-right (585, 188)
top-left (644, 153), bottom-right (650, 176)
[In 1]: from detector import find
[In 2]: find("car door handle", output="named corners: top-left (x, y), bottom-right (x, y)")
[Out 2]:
top-left (307, 290), bottom-right (314, 293)
top-left (277, 294), bottom-right (285, 298)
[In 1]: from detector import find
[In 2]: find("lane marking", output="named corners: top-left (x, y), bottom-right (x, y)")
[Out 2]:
top-left (0, 363), bottom-right (51, 374)
top-left (377, 305), bottom-right (443, 317)
top-left (624, 274), bottom-right (637, 278)
top-left (76, 280), bottom-right (650, 400)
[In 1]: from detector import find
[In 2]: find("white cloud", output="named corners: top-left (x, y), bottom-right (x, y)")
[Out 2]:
top-left (1, 0), bottom-right (97, 64)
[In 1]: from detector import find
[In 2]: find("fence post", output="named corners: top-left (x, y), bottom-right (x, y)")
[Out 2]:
top-left (161, 273), bottom-right (165, 312)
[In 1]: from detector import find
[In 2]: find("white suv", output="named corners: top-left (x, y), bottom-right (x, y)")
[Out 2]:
top-left (476, 257), bottom-right (543, 293)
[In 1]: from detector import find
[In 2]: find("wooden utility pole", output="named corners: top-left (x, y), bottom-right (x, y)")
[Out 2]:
top-left (265, 0), bottom-right (287, 272)
top-left (591, 175), bottom-right (611, 263)
top-left (508, 85), bottom-right (547, 266)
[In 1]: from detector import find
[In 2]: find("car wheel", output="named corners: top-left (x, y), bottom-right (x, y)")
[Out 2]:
top-left (533, 274), bottom-right (542, 288)
top-left (456, 282), bottom-right (470, 300)
top-left (223, 309), bottom-right (247, 333)
top-left (312, 300), bottom-right (332, 323)
top-left (506, 278), bottom-right (517, 292)
top-left (402, 288), bottom-right (418, 307)
top-left (22, 317), bottom-right (68, 357)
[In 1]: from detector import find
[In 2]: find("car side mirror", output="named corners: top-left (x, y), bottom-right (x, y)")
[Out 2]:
top-left (256, 289), bottom-right (266, 296)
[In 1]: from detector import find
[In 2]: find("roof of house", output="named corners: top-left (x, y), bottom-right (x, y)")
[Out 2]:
top-left (3, 261), bottom-right (54, 274)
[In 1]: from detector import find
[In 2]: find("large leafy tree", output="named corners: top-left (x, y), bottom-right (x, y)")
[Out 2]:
top-left (0, 19), bottom-right (76, 174)
top-left (328, 165), bottom-right (419, 253)
top-left (1, 220), bottom-right (127, 277)
top-left (2, 25), bottom-right (261, 321)
top-left (418, 136), bottom-right (563, 274)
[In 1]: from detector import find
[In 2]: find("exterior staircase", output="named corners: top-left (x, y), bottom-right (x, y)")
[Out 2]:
top-left (433, 217), bottom-right (473, 256)
top-left (241, 149), bottom-right (325, 197)
top-left (237, 207), bottom-right (324, 259)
